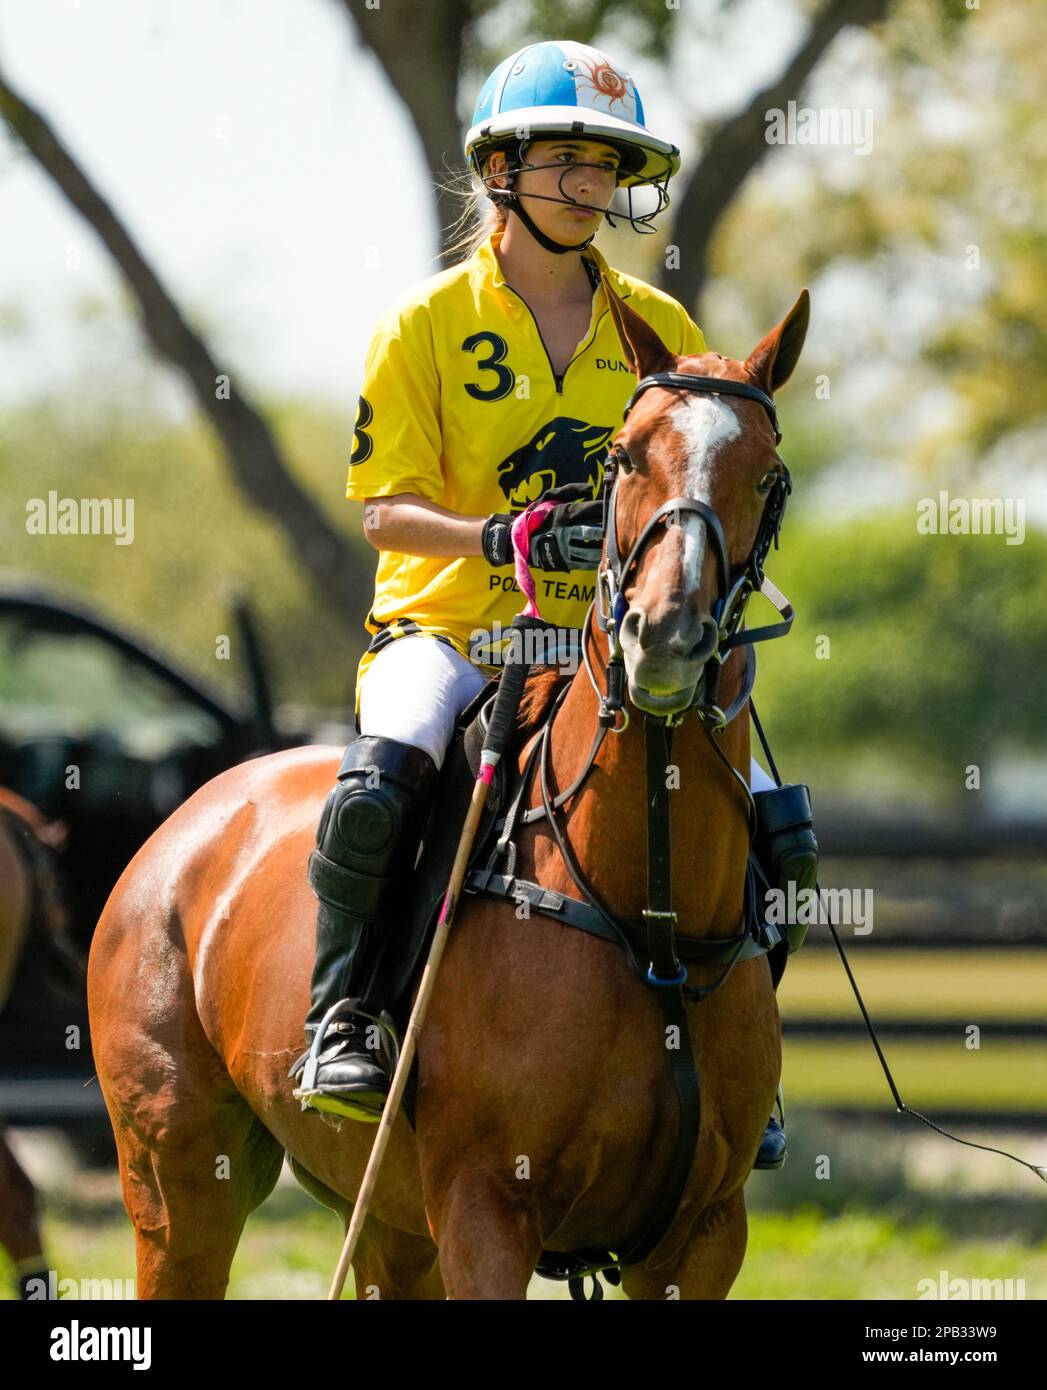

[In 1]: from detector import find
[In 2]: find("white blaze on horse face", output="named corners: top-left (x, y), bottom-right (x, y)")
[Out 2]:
top-left (669, 396), bottom-right (741, 593)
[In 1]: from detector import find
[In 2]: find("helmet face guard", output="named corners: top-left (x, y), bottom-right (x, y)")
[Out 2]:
top-left (475, 136), bottom-right (673, 237)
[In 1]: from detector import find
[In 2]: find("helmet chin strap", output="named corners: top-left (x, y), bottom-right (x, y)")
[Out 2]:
top-left (498, 189), bottom-right (596, 254)
top-left (490, 139), bottom-right (599, 255)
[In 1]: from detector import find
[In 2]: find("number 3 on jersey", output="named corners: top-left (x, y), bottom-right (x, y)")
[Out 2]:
top-left (350, 395), bottom-right (374, 465)
top-left (462, 332), bottom-right (515, 401)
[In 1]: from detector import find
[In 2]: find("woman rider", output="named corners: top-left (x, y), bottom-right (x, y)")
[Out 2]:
top-left (291, 40), bottom-right (818, 1170)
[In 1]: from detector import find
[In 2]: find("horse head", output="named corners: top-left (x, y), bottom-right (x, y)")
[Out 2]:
top-left (599, 275), bottom-right (809, 719)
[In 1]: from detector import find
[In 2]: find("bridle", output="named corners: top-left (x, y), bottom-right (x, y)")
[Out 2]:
top-left (512, 369), bottom-right (799, 843)
top-left (594, 372), bottom-right (794, 729)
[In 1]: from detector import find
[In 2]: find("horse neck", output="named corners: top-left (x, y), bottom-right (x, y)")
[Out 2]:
top-left (544, 618), bottom-right (753, 935)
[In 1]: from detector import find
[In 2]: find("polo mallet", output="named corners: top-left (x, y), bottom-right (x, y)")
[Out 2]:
top-left (327, 505), bottom-right (556, 1298)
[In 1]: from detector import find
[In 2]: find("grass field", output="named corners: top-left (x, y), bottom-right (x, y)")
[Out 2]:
top-left (776, 948), bottom-right (1047, 1110)
top-left (781, 1040), bottom-right (1047, 1109)
top-left (778, 950), bottom-right (1047, 1020)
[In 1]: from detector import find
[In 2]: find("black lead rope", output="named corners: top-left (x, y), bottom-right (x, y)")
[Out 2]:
top-left (749, 698), bottom-right (1047, 1184)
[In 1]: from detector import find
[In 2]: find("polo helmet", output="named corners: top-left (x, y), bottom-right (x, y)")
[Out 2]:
top-left (464, 40), bottom-right (680, 189)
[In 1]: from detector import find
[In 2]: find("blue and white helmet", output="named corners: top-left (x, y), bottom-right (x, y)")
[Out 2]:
top-left (464, 40), bottom-right (680, 188)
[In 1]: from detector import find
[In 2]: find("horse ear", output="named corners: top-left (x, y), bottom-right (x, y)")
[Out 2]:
top-left (746, 289), bottom-right (810, 394)
top-left (601, 272), bottom-right (675, 379)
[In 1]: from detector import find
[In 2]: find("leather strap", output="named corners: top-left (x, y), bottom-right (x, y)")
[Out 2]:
top-left (643, 716), bottom-right (683, 983)
top-left (616, 715), bottom-right (698, 1267)
top-left (463, 872), bottom-right (779, 967)
top-left (622, 372), bottom-right (782, 443)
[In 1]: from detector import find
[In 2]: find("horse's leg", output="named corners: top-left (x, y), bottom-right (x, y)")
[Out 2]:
top-left (113, 1088), bottom-right (284, 1300)
top-left (289, 1159), bottom-right (444, 1300)
top-left (95, 930), bottom-right (285, 1300)
top-left (620, 1189), bottom-right (748, 1301)
top-left (428, 1168), bottom-right (542, 1300)
top-left (348, 1214), bottom-right (445, 1301)
top-left (0, 823), bottom-right (47, 1297)
top-left (0, 1128), bottom-right (49, 1297)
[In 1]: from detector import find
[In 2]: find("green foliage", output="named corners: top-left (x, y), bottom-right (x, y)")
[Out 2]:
top-left (467, 0), bottom-right (681, 76)
top-left (0, 388), bottom-right (374, 719)
top-left (755, 513), bottom-right (1047, 800)
top-left (710, 0), bottom-right (1047, 473)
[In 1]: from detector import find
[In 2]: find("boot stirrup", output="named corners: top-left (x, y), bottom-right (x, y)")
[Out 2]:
top-left (292, 999), bottom-right (401, 1102)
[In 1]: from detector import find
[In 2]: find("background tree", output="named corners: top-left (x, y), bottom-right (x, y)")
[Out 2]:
top-left (1, 0), bottom-right (1042, 805)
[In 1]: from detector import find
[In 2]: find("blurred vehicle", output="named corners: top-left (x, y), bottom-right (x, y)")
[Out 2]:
top-left (0, 576), bottom-right (309, 1139)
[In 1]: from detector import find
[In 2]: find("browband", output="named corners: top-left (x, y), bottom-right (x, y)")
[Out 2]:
top-left (622, 373), bottom-right (782, 445)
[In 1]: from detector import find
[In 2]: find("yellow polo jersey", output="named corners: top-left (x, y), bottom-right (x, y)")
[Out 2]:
top-left (345, 225), bottom-right (707, 722)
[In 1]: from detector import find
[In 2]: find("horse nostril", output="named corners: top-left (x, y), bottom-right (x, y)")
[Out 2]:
top-left (686, 619), bottom-right (719, 665)
top-left (620, 608), bottom-right (642, 644)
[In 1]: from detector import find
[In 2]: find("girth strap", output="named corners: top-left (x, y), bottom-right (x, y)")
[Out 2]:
top-left (464, 868), bottom-right (782, 966)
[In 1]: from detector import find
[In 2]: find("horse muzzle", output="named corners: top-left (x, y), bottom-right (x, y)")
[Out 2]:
top-left (618, 607), bottom-right (720, 718)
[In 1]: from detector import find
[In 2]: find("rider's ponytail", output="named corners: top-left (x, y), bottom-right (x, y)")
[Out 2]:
top-left (432, 151), bottom-right (508, 266)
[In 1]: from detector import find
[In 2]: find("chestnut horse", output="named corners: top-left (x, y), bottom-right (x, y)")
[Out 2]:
top-left (88, 282), bottom-right (808, 1299)
top-left (0, 788), bottom-right (76, 1298)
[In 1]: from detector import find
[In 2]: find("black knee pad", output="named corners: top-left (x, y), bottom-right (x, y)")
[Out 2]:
top-left (309, 737), bottom-right (438, 918)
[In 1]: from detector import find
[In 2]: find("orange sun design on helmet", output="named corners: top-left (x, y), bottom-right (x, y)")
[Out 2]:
top-left (574, 58), bottom-right (632, 113)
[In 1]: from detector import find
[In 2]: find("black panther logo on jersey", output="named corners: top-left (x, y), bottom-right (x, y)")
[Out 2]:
top-left (496, 417), bottom-right (614, 512)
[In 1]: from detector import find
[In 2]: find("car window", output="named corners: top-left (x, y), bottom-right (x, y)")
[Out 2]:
top-left (0, 613), bottom-right (225, 757)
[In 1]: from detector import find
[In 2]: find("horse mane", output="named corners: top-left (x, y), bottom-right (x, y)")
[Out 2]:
top-left (516, 666), bottom-right (573, 740)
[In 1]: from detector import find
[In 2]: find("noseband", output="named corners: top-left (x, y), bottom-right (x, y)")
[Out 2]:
top-left (594, 373), bottom-right (794, 727)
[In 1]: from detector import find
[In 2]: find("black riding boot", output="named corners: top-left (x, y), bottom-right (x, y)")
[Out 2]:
top-left (290, 735), bottom-right (438, 1123)
top-left (751, 782), bottom-right (818, 1170)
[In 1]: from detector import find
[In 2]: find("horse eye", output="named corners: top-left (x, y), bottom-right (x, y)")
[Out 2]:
top-left (757, 469), bottom-right (779, 494)
top-left (614, 446), bottom-right (634, 475)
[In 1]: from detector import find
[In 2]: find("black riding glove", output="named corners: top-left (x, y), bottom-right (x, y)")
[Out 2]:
top-left (481, 482), bottom-right (605, 573)
top-left (480, 512), bottom-right (515, 568)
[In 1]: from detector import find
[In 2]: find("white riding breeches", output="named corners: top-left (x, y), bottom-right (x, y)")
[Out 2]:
top-left (357, 635), bottom-right (489, 771)
top-left (358, 633), bottom-right (779, 790)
